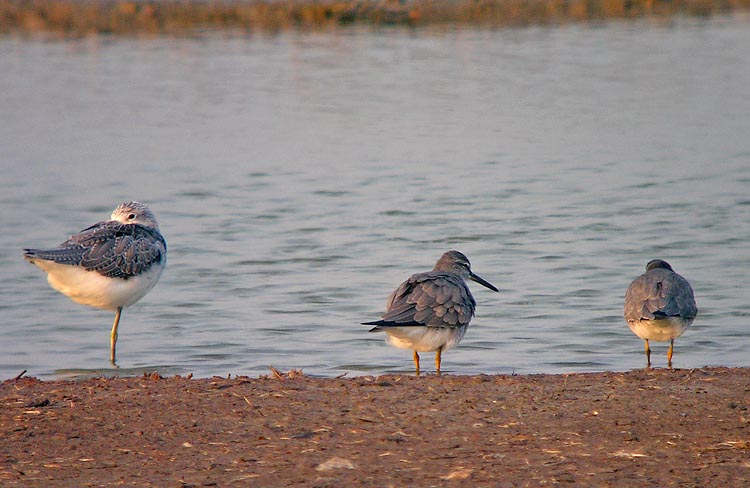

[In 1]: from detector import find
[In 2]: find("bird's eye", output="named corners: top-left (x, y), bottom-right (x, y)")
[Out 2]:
top-left (127, 213), bottom-right (136, 220)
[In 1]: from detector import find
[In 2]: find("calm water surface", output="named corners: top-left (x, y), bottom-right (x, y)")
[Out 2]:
top-left (1, 17), bottom-right (749, 379)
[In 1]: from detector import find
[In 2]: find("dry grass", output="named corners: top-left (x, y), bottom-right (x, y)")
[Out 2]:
top-left (0, 0), bottom-right (748, 36)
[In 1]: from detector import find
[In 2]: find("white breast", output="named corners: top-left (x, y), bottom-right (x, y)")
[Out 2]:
top-left (33, 260), bottom-right (165, 311)
top-left (383, 325), bottom-right (468, 352)
top-left (627, 317), bottom-right (692, 342)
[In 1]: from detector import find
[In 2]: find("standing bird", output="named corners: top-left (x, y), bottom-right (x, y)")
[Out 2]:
top-left (624, 259), bottom-right (697, 368)
top-left (23, 202), bottom-right (167, 365)
top-left (363, 250), bottom-right (498, 375)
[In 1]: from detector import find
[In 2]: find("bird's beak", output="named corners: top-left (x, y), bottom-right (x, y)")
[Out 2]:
top-left (470, 272), bottom-right (499, 292)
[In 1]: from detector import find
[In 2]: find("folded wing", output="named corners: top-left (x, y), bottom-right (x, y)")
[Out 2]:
top-left (625, 269), bottom-right (697, 322)
top-left (24, 221), bottom-right (166, 279)
top-left (367, 271), bottom-right (476, 328)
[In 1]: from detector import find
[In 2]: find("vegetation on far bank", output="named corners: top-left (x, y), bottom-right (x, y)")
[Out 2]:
top-left (1, 0), bottom-right (749, 36)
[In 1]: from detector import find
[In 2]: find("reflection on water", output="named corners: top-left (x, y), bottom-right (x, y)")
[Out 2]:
top-left (1, 18), bottom-right (749, 379)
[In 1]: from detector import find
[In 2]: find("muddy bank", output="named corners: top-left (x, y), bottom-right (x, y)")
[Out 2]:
top-left (2, 367), bottom-right (750, 486)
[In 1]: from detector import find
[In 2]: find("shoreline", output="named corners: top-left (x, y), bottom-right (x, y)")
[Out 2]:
top-left (2, 0), bottom-right (749, 37)
top-left (3, 366), bottom-right (750, 485)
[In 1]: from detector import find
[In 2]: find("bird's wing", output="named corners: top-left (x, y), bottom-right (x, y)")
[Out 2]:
top-left (379, 272), bottom-right (476, 328)
top-left (671, 273), bottom-right (698, 318)
top-left (625, 269), bottom-right (697, 321)
top-left (24, 221), bottom-right (166, 279)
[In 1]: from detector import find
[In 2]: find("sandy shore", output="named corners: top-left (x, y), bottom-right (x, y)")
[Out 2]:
top-left (2, 367), bottom-right (750, 486)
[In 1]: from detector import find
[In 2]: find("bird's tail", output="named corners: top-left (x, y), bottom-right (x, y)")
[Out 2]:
top-left (362, 319), bottom-right (423, 331)
top-left (23, 248), bottom-right (80, 265)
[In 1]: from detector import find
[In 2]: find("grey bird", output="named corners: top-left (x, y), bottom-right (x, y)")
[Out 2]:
top-left (23, 202), bottom-right (167, 365)
top-left (363, 250), bottom-right (499, 375)
top-left (624, 259), bottom-right (697, 368)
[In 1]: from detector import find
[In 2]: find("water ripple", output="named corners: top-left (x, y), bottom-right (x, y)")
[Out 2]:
top-left (2, 20), bottom-right (749, 379)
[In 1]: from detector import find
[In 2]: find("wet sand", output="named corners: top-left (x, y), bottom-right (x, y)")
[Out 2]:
top-left (2, 367), bottom-right (750, 486)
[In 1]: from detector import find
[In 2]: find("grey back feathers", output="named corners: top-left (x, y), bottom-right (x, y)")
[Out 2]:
top-left (380, 271), bottom-right (476, 327)
top-left (624, 260), bottom-right (697, 323)
top-left (23, 202), bottom-right (166, 280)
top-left (364, 250), bottom-right (497, 330)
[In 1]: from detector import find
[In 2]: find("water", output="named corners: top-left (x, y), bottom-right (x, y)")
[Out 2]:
top-left (1, 17), bottom-right (749, 380)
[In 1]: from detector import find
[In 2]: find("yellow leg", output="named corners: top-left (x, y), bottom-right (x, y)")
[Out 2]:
top-left (110, 307), bottom-right (122, 366)
top-left (413, 350), bottom-right (420, 376)
top-left (667, 339), bottom-right (674, 368)
top-left (435, 347), bottom-right (442, 376)
top-left (644, 339), bottom-right (651, 368)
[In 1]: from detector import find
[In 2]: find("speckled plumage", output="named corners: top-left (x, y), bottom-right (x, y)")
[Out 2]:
top-left (24, 202), bottom-right (167, 365)
top-left (25, 218), bottom-right (165, 280)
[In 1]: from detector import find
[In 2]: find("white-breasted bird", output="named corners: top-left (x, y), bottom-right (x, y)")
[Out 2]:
top-left (624, 259), bottom-right (697, 368)
top-left (23, 202), bottom-right (167, 365)
top-left (364, 250), bottom-right (498, 375)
